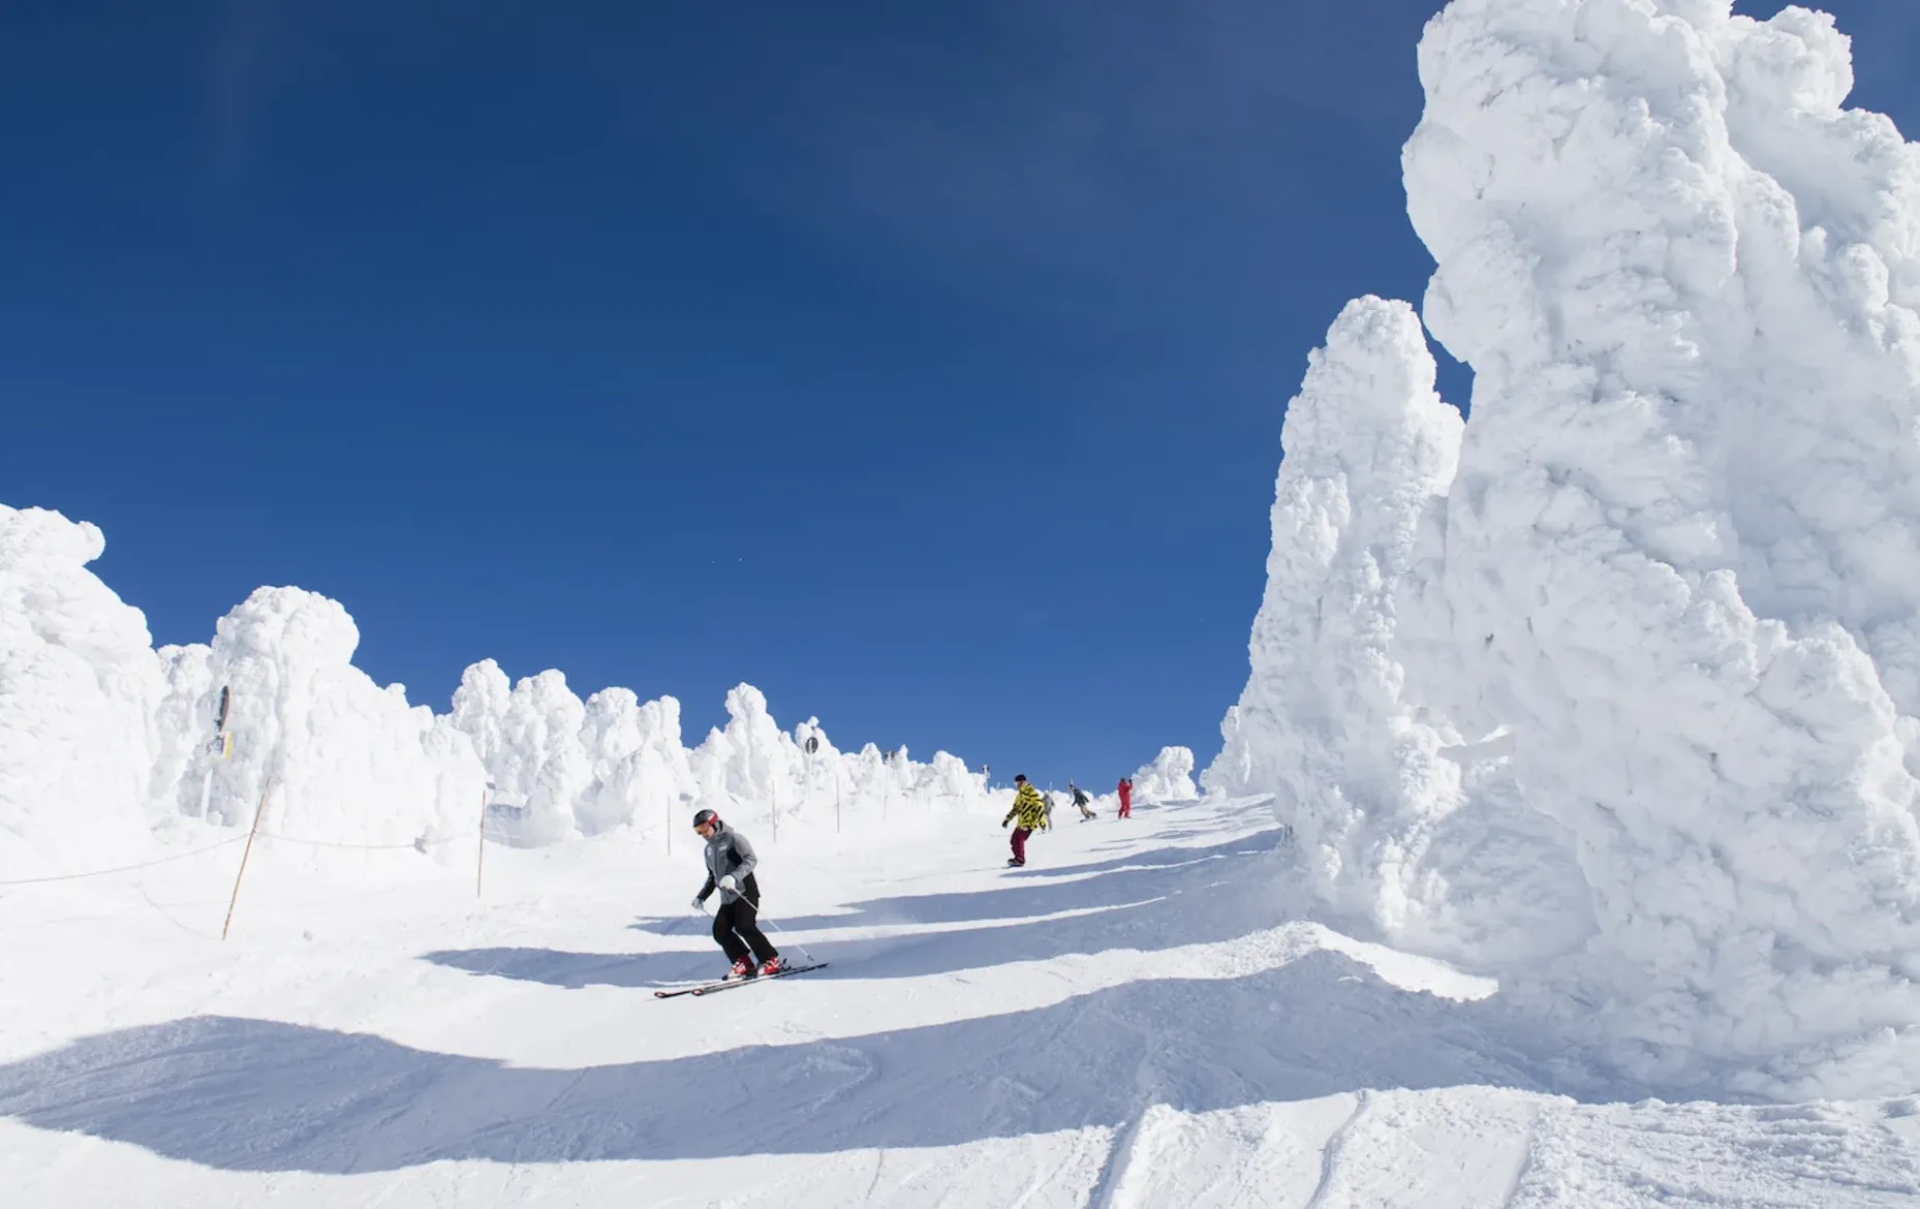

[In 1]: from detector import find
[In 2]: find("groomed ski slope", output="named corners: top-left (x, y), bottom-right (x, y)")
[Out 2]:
top-left (3, 794), bottom-right (1917, 1207)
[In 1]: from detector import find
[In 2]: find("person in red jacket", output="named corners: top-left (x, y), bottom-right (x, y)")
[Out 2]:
top-left (1117, 776), bottom-right (1133, 819)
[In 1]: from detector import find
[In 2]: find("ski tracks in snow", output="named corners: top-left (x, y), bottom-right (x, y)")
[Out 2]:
top-left (7, 797), bottom-right (1920, 1206)
top-left (1495, 1102), bottom-right (1541, 1209)
top-left (1098, 1091), bottom-right (1920, 1209)
top-left (1084, 1011), bottom-right (1175, 1209)
top-left (1301, 1090), bottom-right (1370, 1209)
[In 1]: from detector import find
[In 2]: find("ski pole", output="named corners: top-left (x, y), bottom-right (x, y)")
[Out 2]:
top-left (701, 895), bottom-right (820, 966)
top-left (752, 910), bottom-right (820, 966)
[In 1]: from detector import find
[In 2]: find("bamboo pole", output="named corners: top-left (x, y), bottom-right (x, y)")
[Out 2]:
top-left (476, 786), bottom-right (489, 899)
top-left (220, 775), bottom-right (272, 942)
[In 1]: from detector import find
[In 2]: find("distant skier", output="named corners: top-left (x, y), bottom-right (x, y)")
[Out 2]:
top-left (690, 809), bottom-right (783, 979)
top-left (1039, 791), bottom-right (1056, 831)
top-left (1117, 776), bottom-right (1133, 819)
top-left (1001, 775), bottom-right (1047, 866)
top-left (1069, 782), bottom-right (1096, 821)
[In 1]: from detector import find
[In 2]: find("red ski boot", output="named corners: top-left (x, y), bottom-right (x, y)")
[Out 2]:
top-left (759, 956), bottom-right (785, 976)
top-left (727, 958), bottom-right (755, 980)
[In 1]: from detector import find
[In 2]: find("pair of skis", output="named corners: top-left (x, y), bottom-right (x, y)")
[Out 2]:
top-left (654, 961), bottom-right (829, 999)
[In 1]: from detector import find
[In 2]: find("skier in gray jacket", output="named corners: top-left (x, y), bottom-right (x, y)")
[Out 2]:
top-left (691, 808), bottom-right (782, 979)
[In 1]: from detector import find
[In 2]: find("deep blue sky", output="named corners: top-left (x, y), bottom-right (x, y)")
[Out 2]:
top-left (3, 1), bottom-right (1916, 786)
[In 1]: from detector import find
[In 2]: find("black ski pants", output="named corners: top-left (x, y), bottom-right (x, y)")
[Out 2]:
top-left (714, 880), bottom-right (778, 965)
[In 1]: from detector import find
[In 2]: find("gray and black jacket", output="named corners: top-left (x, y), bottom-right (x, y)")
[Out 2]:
top-left (696, 821), bottom-right (761, 906)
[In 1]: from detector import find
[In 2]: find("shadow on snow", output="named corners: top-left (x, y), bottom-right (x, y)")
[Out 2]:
top-left (426, 829), bottom-right (1287, 990)
top-left (0, 951), bottom-right (1554, 1174)
top-left (0, 809), bottom-right (1600, 1174)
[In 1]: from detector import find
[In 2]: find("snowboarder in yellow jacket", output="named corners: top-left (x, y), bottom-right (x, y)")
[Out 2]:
top-left (1001, 775), bottom-right (1047, 867)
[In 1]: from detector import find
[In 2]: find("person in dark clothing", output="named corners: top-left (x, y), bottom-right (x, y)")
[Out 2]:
top-left (1069, 782), bottom-right (1096, 821)
top-left (690, 808), bottom-right (782, 979)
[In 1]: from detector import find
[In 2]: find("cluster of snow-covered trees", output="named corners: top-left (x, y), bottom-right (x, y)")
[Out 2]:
top-left (0, 500), bottom-right (1196, 879)
top-left (1206, 1), bottom-right (1920, 1097)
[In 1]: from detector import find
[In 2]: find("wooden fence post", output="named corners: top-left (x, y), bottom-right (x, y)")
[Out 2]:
top-left (220, 775), bottom-right (272, 942)
top-left (476, 785), bottom-right (489, 899)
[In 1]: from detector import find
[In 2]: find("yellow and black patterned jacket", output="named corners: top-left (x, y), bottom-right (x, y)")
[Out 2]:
top-left (1003, 783), bottom-right (1049, 831)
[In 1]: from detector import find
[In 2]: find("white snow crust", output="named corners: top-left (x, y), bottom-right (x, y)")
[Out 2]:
top-left (1209, 1), bottom-right (1920, 1097)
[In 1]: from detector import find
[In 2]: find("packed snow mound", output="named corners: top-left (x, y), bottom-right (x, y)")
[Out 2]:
top-left (0, 505), bottom-right (163, 874)
top-left (154, 587), bottom-right (486, 861)
top-left (578, 685), bottom-right (700, 836)
top-left (1203, 297), bottom-right (1461, 845)
top-left (1211, 1), bottom-right (1920, 1097)
top-left (454, 672), bottom-right (988, 842)
top-left (452, 662), bottom-right (596, 845)
top-left (1408, 0), bottom-right (1920, 1098)
top-left (1132, 745), bottom-right (1199, 801)
top-left (1204, 299), bottom-right (1594, 965)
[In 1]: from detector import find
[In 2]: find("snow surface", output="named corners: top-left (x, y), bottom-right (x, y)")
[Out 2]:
top-left (1208, 1), bottom-right (1920, 1098)
top-left (7, 794), bottom-right (1917, 1207)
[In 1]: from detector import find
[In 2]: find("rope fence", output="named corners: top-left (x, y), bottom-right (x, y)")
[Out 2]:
top-left (1, 687), bottom-right (978, 933)
top-left (5, 780), bottom-right (527, 943)
top-left (255, 830), bottom-right (517, 851)
top-left (5, 792), bottom-right (993, 888)
top-left (1, 828), bottom-right (517, 885)
top-left (3, 787), bottom-right (990, 889)
top-left (0, 836), bottom-right (252, 887)
top-left (2, 774), bottom-right (1004, 940)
